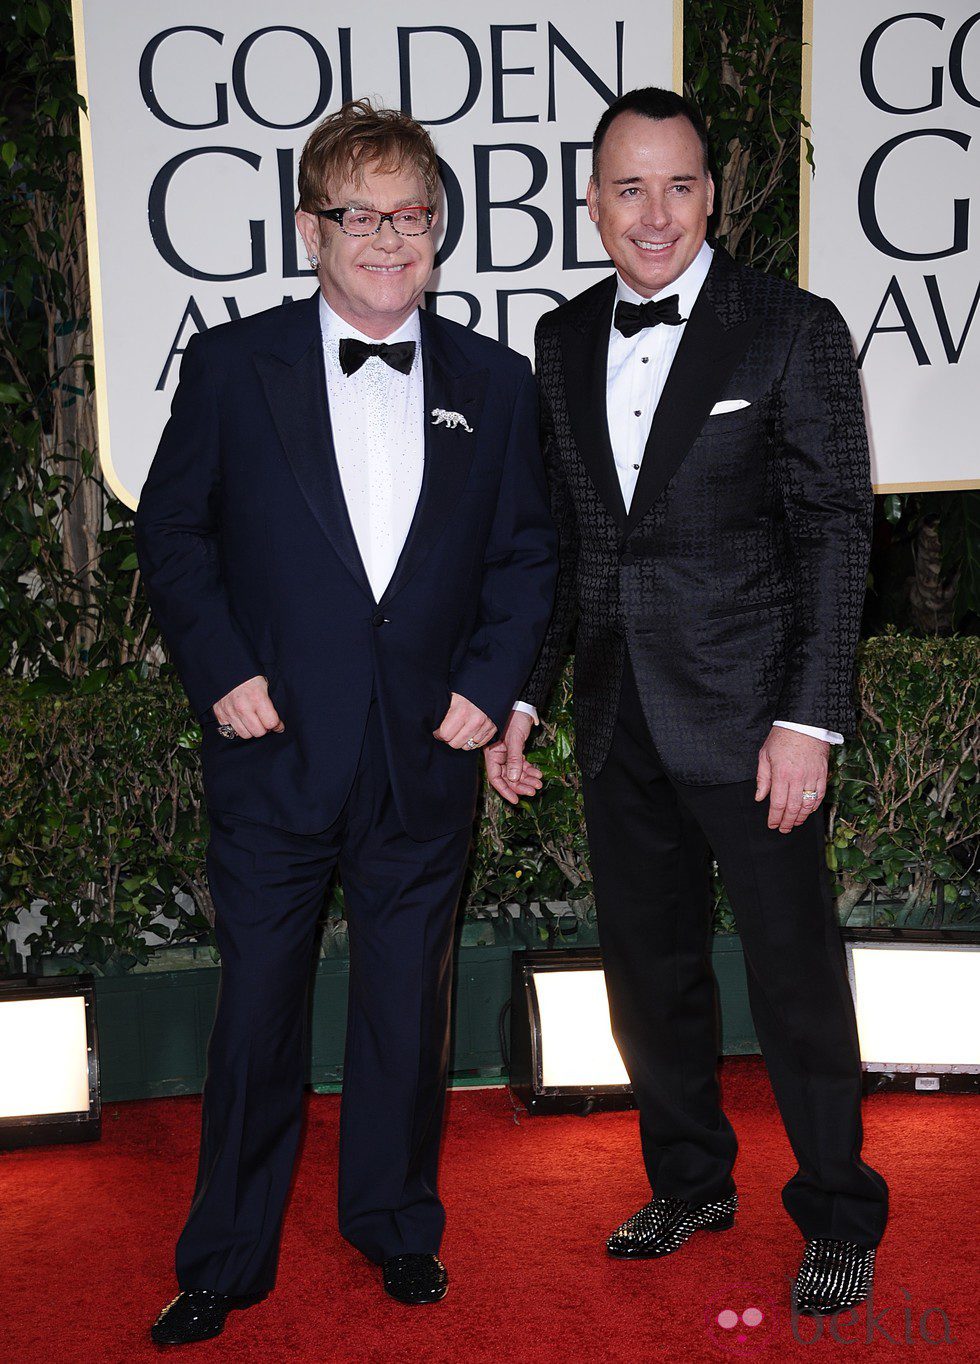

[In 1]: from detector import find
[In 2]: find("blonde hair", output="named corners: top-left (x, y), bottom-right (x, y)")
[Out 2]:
top-left (297, 98), bottom-right (440, 211)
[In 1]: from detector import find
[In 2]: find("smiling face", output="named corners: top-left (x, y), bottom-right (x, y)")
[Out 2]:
top-left (587, 112), bottom-right (714, 297)
top-left (296, 160), bottom-right (436, 339)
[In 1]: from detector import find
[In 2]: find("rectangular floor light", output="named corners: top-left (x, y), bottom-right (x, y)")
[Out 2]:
top-left (0, 975), bottom-right (101, 1148)
top-left (509, 948), bottom-right (634, 1114)
top-left (845, 930), bottom-right (980, 1093)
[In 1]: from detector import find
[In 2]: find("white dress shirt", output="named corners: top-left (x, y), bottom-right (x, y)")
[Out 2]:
top-left (516, 242), bottom-right (842, 746)
top-left (607, 242), bottom-right (713, 511)
top-left (319, 295), bottom-right (424, 602)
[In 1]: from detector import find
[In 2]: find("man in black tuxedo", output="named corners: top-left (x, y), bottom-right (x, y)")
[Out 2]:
top-left (488, 88), bottom-right (887, 1314)
top-left (136, 100), bottom-right (556, 1345)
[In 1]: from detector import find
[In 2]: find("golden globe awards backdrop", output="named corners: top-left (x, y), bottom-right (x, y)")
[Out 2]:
top-left (71, 1), bottom-right (682, 508)
top-left (803, 1), bottom-right (980, 491)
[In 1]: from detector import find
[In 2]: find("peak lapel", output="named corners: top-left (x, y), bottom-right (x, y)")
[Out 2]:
top-left (625, 252), bottom-right (760, 533)
top-left (254, 296), bottom-right (374, 600)
top-left (379, 311), bottom-right (486, 605)
top-left (560, 280), bottom-right (627, 533)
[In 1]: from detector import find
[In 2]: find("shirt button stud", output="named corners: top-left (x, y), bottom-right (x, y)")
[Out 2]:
top-left (634, 410), bottom-right (641, 417)
top-left (641, 356), bottom-right (649, 364)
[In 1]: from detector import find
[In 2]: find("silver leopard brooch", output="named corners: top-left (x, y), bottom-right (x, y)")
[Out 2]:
top-left (431, 407), bottom-right (473, 433)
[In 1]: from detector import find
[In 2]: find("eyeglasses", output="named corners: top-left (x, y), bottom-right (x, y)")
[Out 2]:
top-left (315, 206), bottom-right (434, 237)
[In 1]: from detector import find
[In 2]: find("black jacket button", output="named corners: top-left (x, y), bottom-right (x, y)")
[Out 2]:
top-left (620, 551), bottom-right (635, 566)
top-left (371, 612), bottom-right (389, 627)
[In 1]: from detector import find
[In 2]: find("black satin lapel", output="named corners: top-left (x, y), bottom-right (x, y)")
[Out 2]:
top-left (380, 342), bottom-right (486, 605)
top-left (625, 302), bottom-right (760, 532)
top-left (561, 287), bottom-right (627, 531)
top-left (254, 344), bottom-right (374, 600)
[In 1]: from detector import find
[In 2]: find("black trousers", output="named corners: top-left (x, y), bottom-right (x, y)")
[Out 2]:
top-left (581, 658), bottom-right (888, 1248)
top-left (174, 703), bottom-right (472, 1295)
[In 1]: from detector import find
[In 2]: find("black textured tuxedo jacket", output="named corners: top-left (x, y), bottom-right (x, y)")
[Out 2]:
top-left (522, 245), bottom-right (873, 785)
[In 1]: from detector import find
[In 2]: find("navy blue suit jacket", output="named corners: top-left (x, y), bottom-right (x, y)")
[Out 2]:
top-left (135, 294), bottom-right (557, 840)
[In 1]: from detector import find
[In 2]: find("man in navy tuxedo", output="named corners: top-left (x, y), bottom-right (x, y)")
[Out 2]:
top-left (136, 99), bottom-right (556, 1346)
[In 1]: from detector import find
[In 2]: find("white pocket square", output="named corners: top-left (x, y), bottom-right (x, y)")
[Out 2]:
top-left (709, 399), bottom-right (751, 415)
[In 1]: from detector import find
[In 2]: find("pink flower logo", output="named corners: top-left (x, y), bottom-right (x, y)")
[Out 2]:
top-left (705, 1285), bottom-right (778, 1351)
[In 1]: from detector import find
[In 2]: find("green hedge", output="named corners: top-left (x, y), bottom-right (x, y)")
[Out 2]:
top-left (1, 635), bottom-right (977, 970)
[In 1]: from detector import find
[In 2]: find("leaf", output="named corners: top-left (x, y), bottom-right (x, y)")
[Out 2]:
top-left (26, 3), bottom-right (50, 36)
top-left (77, 667), bottom-right (111, 694)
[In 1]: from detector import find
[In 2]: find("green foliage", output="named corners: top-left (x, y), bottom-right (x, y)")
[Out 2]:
top-left (3, 640), bottom-right (976, 970)
top-left (467, 667), bottom-right (592, 910)
top-left (829, 634), bottom-right (980, 926)
top-left (685, 0), bottom-right (807, 278)
top-left (0, 670), bottom-right (212, 970)
top-left (0, 0), bottom-right (156, 679)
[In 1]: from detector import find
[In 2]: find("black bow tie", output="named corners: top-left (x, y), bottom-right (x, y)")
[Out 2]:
top-left (338, 337), bottom-right (416, 376)
top-left (613, 296), bottom-right (683, 338)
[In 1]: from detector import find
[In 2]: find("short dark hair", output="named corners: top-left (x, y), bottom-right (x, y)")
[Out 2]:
top-left (592, 87), bottom-right (711, 181)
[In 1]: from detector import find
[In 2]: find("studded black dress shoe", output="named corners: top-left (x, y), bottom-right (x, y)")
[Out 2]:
top-left (606, 1192), bottom-right (738, 1258)
top-left (150, 1289), bottom-right (259, 1346)
top-left (382, 1254), bottom-right (449, 1305)
top-left (793, 1238), bottom-right (877, 1315)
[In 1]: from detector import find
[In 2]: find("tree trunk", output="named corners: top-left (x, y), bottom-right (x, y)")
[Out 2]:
top-left (908, 516), bottom-right (956, 635)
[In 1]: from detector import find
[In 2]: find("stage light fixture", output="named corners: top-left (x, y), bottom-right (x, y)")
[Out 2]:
top-left (509, 949), bottom-right (634, 1114)
top-left (0, 975), bottom-right (101, 1148)
top-left (845, 930), bottom-right (980, 1093)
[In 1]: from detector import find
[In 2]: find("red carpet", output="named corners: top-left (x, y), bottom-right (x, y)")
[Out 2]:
top-left (2, 1058), bottom-right (977, 1362)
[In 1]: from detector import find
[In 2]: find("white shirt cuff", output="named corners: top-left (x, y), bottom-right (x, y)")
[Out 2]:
top-left (513, 701), bottom-right (539, 726)
top-left (773, 720), bottom-right (843, 745)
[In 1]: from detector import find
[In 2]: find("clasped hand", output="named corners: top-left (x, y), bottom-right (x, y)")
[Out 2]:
top-left (212, 675), bottom-right (283, 738)
top-left (483, 710), bottom-right (543, 804)
top-left (432, 692), bottom-right (496, 750)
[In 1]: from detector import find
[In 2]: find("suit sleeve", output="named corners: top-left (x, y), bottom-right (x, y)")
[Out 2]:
top-left (449, 359), bottom-right (558, 731)
top-left (774, 297), bottom-right (873, 735)
top-left (518, 320), bottom-right (581, 713)
top-left (134, 333), bottom-right (262, 720)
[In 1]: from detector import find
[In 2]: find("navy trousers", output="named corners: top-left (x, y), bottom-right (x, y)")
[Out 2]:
top-left (175, 703), bottom-right (473, 1295)
top-left (582, 658), bottom-right (888, 1248)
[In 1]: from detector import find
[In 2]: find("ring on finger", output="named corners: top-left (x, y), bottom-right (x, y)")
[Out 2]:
top-left (463, 737), bottom-right (479, 750)
top-left (801, 790), bottom-right (819, 802)
top-left (217, 723), bottom-right (238, 740)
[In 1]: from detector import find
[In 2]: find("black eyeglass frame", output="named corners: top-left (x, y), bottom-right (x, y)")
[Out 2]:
top-left (314, 205), bottom-right (434, 237)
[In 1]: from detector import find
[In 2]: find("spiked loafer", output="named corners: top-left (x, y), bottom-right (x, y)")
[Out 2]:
top-left (793, 1238), bottom-right (877, 1315)
top-left (150, 1289), bottom-right (259, 1346)
top-left (382, 1254), bottom-right (449, 1305)
top-left (606, 1192), bottom-right (738, 1258)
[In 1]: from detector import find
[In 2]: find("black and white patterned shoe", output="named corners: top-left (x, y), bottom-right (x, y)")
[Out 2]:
top-left (606, 1192), bottom-right (738, 1258)
top-left (793, 1238), bottom-right (877, 1315)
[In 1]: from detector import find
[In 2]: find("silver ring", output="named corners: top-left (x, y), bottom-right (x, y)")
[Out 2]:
top-left (217, 723), bottom-right (238, 740)
top-left (801, 790), bottom-right (818, 801)
top-left (463, 737), bottom-right (478, 750)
